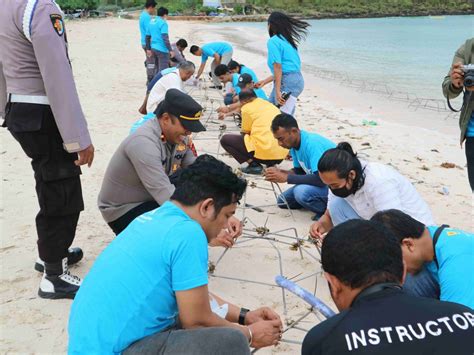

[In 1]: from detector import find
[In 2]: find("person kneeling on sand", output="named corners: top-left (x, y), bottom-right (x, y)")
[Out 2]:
top-left (220, 90), bottom-right (288, 175)
top-left (302, 220), bottom-right (474, 355)
top-left (69, 156), bottom-right (284, 354)
top-left (265, 113), bottom-right (335, 220)
top-left (98, 90), bottom-right (241, 248)
top-left (145, 61), bottom-right (195, 114)
top-left (371, 209), bottom-right (474, 309)
top-left (309, 142), bottom-right (439, 299)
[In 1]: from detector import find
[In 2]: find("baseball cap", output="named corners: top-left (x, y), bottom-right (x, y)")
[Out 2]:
top-left (237, 73), bottom-right (253, 88)
top-left (154, 89), bottom-right (206, 132)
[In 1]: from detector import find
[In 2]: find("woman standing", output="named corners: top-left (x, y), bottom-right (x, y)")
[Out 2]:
top-left (256, 12), bottom-right (309, 115)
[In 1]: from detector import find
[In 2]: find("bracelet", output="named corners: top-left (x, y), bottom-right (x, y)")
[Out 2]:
top-left (247, 326), bottom-right (253, 345)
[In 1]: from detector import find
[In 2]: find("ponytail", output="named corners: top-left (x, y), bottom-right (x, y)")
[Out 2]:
top-left (318, 142), bottom-right (365, 190)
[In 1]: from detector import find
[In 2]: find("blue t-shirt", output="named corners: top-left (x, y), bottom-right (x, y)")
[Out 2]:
top-left (147, 17), bottom-right (169, 53)
top-left (425, 225), bottom-right (474, 309)
top-left (68, 202), bottom-right (209, 354)
top-left (130, 113), bottom-right (155, 134)
top-left (466, 112), bottom-right (474, 137)
top-left (291, 130), bottom-right (336, 174)
top-left (240, 65), bottom-right (258, 83)
top-left (139, 11), bottom-right (152, 46)
top-left (267, 35), bottom-right (301, 74)
top-left (231, 73), bottom-right (268, 100)
top-left (201, 42), bottom-right (232, 62)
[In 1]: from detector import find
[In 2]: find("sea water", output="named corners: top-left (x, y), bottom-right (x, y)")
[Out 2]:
top-left (220, 15), bottom-right (473, 99)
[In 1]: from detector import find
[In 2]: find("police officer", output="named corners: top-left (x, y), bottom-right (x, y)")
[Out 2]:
top-left (98, 89), bottom-right (205, 235)
top-left (302, 220), bottom-right (474, 355)
top-left (0, 0), bottom-right (94, 299)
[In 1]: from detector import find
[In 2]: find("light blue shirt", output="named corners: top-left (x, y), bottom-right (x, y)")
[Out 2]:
top-left (426, 225), bottom-right (474, 309)
top-left (130, 113), bottom-right (155, 134)
top-left (267, 35), bottom-right (301, 74)
top-left (231, 74), bottom-right (268, 100)
top-left (139, 11), bottom-right (152, 46)
top-left (147, 17), bottom-right (169, 53)
top-left (240, 65), bottom-right (258, 83)
top-left (68, 202), bottom-right (209, 354)
top-left (201, 42), bottom-right (232, 62)
top-left (291, 130), bottom-right (336, 174)
top-left (466, 112), bottom-right (474, 137)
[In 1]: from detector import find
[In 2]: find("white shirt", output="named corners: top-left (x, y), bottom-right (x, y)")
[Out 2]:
top-left (328, 161), bottom-right (434, 225)
top-left (146, 70), bottom-right (184, 113)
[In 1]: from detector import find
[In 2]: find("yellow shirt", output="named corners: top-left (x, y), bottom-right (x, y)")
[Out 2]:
top-left (241, 98), bottom-right (289, 160)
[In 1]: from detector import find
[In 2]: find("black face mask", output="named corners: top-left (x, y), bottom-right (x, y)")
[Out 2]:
top-left (330, 176), bottom-right (357, 198)
top-left (330, 184), bottom-right (353, 198)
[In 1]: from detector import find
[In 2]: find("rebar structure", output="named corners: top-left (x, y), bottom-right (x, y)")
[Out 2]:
top-left (189, 80), bottom-right (335, 352)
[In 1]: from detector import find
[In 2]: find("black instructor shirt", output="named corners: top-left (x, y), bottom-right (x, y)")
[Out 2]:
top-left (302, 283), bottom-right (474, 355)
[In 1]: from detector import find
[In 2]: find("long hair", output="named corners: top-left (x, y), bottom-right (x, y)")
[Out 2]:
top-left (268, 11), bottom-right (310, 49)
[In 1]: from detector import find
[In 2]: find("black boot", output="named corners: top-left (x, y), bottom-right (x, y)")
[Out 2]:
top-left (38, 258), bottom-right (81, 300)
top-left (34, 247), bottom-right (83, 273)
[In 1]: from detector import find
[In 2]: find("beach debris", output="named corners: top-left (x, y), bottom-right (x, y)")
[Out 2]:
top-left (255, 226), bottom-right (270, 236)
top-left (362, 119), bottom-right (378, 126)
top-left (249, 181), bottom-right (257, 188)
top-left (440, 162), bottom-right (456, 169)
top-left (337, 126), bottom-right (344, 130)
top-left (420, 165), bottom-right (430, 171)
top-left (415, 156), bottom-right (423, 161)
top-left (208, 261), bottom-right (216, 274)
top-left (438, 186), bottom-right (450, 196)
top-left (431, 149), bottom-right (440, 153)
top-left (289, 240), bottom-right (305, 251)
top-left (361, 142), bottom-right (371, 146)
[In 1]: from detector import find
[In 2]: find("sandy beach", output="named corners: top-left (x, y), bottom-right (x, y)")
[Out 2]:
top-left (0, 17), bottom-right (472, 354)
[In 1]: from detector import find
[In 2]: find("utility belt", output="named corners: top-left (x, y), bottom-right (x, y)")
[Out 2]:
top-left (9, 94), bottom-right (50, 105)
top-left (3, 94), bottom-right (50, 129)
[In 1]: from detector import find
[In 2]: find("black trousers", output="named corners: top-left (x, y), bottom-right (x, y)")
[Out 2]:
top-left (108, 201), bottom-right (160, 236)
top-left (466, 137), bottom-right (474, 192)
top-left (5, 103), bottom-right (84, 263)
top-left (220, 134), bottom-right (282, 166)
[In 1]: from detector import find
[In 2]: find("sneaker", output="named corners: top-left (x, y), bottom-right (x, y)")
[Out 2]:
top-left (242, 162), bottom-right (263, 175)
top-left (38, 258), bottom-right (82, 300)
top-left (34, 247), bottom-right (83, 273)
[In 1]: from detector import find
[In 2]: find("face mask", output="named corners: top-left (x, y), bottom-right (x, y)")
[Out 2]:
top-left (330, 184), bottom-right (353, 198)
top-left (330, 175), bottom-right (357, 198)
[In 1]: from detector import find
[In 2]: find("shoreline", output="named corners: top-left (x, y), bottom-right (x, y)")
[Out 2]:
top-left (168, 11), bottom-right (474, 22)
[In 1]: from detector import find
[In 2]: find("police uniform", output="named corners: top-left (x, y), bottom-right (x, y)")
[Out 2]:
top-left (302, 283), bottom-right (474, 355)
top-left (0, 0), bottom-right (92, 298)
top-left (98, 89), bottom-right (205, 235)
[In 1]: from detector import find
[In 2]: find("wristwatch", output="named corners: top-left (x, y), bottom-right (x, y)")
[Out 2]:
top-left (239, 308), bottom-right (250, 325)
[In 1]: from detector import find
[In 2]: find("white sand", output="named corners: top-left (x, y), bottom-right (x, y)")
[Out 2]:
top-left (0, 18), bottom-right (472, 354)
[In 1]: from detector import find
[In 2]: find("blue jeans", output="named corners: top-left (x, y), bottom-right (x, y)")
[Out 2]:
top-left (277, 184), bottom-right (328, 216)
top-left (327, 196), bottom-right (361, 226)
top-left (269, 71), bottom-right (304, 115)
top-left (404, 269), bottom-right (440, 299)
top-left (328, 196), bottom-right (440, 299)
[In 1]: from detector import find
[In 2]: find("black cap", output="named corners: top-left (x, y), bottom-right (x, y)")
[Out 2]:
top-left (237, 73), bottom-right (253, 88)
top-left (154, 89), bottom-right (206, 132)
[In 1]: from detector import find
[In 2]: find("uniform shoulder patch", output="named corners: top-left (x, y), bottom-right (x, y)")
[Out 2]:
top-left (50, 14), bottom-right (64, 36)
